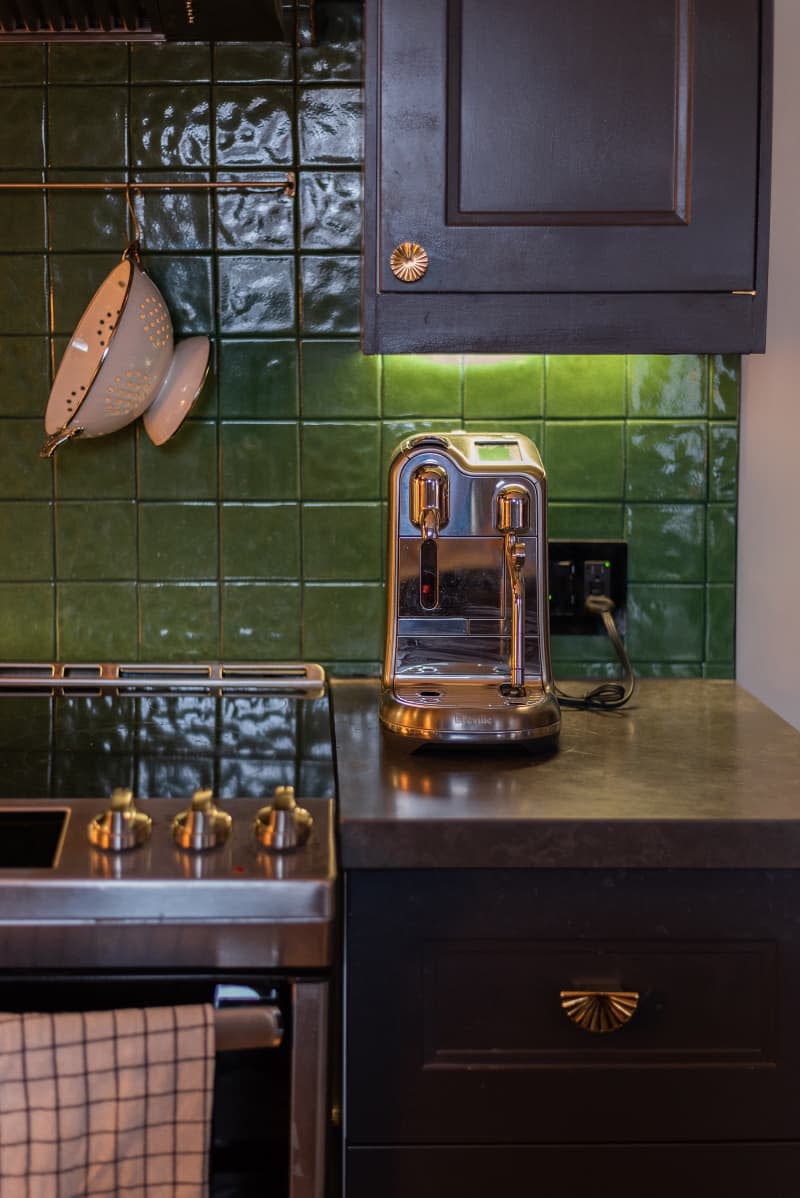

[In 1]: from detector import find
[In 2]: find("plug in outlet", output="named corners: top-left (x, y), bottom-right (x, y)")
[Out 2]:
top-left (548, 541), bottom-right (626, 635)
top-left (584, 559), bottom-right (612, 599)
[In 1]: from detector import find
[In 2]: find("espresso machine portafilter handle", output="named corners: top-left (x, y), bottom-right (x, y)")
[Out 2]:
top-left (410, 465), bottom-right (449, 609)
top-left (496, 485), bottom-right (530, 689)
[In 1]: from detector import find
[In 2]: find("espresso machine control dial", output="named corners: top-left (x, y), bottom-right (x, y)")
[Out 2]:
top-left (410, 465), bottom-right (449, 540)
top-left (496, 484), bottom-right (530, 536)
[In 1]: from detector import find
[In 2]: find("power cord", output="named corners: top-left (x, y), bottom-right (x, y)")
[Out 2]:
top-left (555, 594), bottom-right (636, 710)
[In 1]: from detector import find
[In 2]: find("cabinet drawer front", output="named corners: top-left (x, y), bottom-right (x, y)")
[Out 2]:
top-left (347, 869), bottom-right (800, 1145)
top-left (423, 939), bottom-right (775, 1067)
top-left (347, 1145), bottom-right (800, 1198)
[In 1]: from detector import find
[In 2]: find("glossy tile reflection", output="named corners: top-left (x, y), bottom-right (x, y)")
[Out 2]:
top-left (0, 690), bottom-right (334, 800)
top-left (0, 27), bottom-right (740, 678)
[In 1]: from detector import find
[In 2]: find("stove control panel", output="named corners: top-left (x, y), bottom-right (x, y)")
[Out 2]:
top-left (0, 793), bottom-right (336, 970)
top-left (87, 785), bottom-right (313, 855)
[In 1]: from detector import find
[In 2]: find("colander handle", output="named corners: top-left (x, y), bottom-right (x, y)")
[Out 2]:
top-left (122, 239), bottom-right (143, 267)
top-left (40, 425), bottom-right (84, 459)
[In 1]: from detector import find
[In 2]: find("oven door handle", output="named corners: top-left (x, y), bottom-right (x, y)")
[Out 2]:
top-left (213, 1003), bottom-right (283, 1052)
top-left (212, 984), bottom-right (284, 1052)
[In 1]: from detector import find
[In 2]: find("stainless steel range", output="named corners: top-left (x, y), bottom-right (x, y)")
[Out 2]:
top-left (0, 661), bottom-right (336, 1198)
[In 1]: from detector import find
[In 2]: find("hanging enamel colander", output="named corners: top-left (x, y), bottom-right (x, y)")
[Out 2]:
top-left (41, 239), bottom-right (209, 458)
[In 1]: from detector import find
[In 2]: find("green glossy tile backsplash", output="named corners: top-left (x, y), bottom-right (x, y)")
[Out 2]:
top-left (0, 10), bottom-right (739, 678)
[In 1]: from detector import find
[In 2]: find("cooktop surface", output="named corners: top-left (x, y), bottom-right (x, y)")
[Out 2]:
top-left (0, 664), bottom-right (334, 801)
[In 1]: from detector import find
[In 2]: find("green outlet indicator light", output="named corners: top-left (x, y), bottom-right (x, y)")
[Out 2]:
top-left (604, 560), bottom-right (611, 568)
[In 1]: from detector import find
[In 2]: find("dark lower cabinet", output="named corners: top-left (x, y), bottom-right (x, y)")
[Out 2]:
top-left (345, 869), bottom-right (800, 1197)
top-left (347, 1145), bottom-right (800, 1198)
top-left (363, 0), bottom-right (773, 353)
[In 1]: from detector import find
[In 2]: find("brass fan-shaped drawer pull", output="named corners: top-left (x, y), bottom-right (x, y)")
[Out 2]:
top-left (560, 989), bottom-right (640, 1034)
top-left (390, 241), bottom-right (429, 283)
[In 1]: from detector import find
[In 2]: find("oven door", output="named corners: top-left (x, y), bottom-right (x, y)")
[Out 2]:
top-left (0, 971), bottom-right (329, 1198)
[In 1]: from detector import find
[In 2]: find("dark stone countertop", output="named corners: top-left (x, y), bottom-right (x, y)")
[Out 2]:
top-left (330, 678), bottom-right (800, 870)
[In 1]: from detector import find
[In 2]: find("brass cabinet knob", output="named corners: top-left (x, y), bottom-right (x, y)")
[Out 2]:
top-left (559, 989), bottom-right (640, 1034)
top-left (390, 241), bottom-right (429, 283)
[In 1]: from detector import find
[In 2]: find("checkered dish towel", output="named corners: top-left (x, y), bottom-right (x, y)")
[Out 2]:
top-left (0, 1004), bottom-right (215, 1198)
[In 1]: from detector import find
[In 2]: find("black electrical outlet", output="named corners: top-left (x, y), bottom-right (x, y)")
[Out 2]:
top-left (547, 540), bottom-right (627, 635)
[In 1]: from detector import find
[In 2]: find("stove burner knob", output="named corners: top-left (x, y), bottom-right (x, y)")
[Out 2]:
top-left (172, 788), bottom-right (233, 851)
top-left (253, 785), bottom-right (313, 852)
top-left (88, 787), bottom-right (152, 852)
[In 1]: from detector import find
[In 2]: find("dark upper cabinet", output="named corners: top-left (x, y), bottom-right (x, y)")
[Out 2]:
top-left (362, 0), bottom-right (773, 354)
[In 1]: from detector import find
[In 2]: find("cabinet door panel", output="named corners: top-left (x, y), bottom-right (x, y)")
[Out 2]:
top-left (377, 0), bottom-right (760, 293)
top-left (453, 0), bottom-right (686, 220)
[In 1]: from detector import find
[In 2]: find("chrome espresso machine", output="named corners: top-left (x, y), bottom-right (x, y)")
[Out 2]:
top-left (380, 431), bottom-right (561, 746)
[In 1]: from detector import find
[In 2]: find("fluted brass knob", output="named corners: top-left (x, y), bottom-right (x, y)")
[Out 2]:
top-left (559, 990), bottom-right (640, 1034)
top-left (390, 241), bottom-right (429, 283)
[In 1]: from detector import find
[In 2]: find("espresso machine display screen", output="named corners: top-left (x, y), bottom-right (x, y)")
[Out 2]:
top-left (380, 431), bottom-right (560, 747)
top-left (474, 441), bottom-right (523, 462)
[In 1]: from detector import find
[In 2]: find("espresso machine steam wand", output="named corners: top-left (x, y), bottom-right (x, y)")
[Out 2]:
top-left (496, 484), bottom-right (530, 692)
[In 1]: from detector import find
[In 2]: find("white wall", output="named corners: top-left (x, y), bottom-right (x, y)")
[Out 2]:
top-left (738, 0), bottom-right (800, 730)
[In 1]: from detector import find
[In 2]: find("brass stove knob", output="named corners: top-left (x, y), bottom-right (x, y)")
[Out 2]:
top-left (88, 787), bottom-right (152, 852)
top-left (172, 788), bottom-right (232, 851)
top-left (253, 785), bottom-right (313, 852)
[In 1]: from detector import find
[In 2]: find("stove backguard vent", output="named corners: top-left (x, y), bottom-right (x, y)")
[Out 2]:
top-left (0, 661), bottom-right (326, 696)
top-left (0, 0), bottom-right (287, 42)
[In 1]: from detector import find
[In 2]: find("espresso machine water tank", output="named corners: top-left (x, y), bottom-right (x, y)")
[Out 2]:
top-left (380, 431), bottom-right (561, 746)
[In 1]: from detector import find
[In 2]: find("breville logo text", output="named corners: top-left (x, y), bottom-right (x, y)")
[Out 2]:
top-left (453, 714), bottom-right (493, 728)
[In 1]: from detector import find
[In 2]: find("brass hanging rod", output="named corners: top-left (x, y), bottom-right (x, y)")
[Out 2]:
top-left (0, 174), bottom-right (296, 197)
